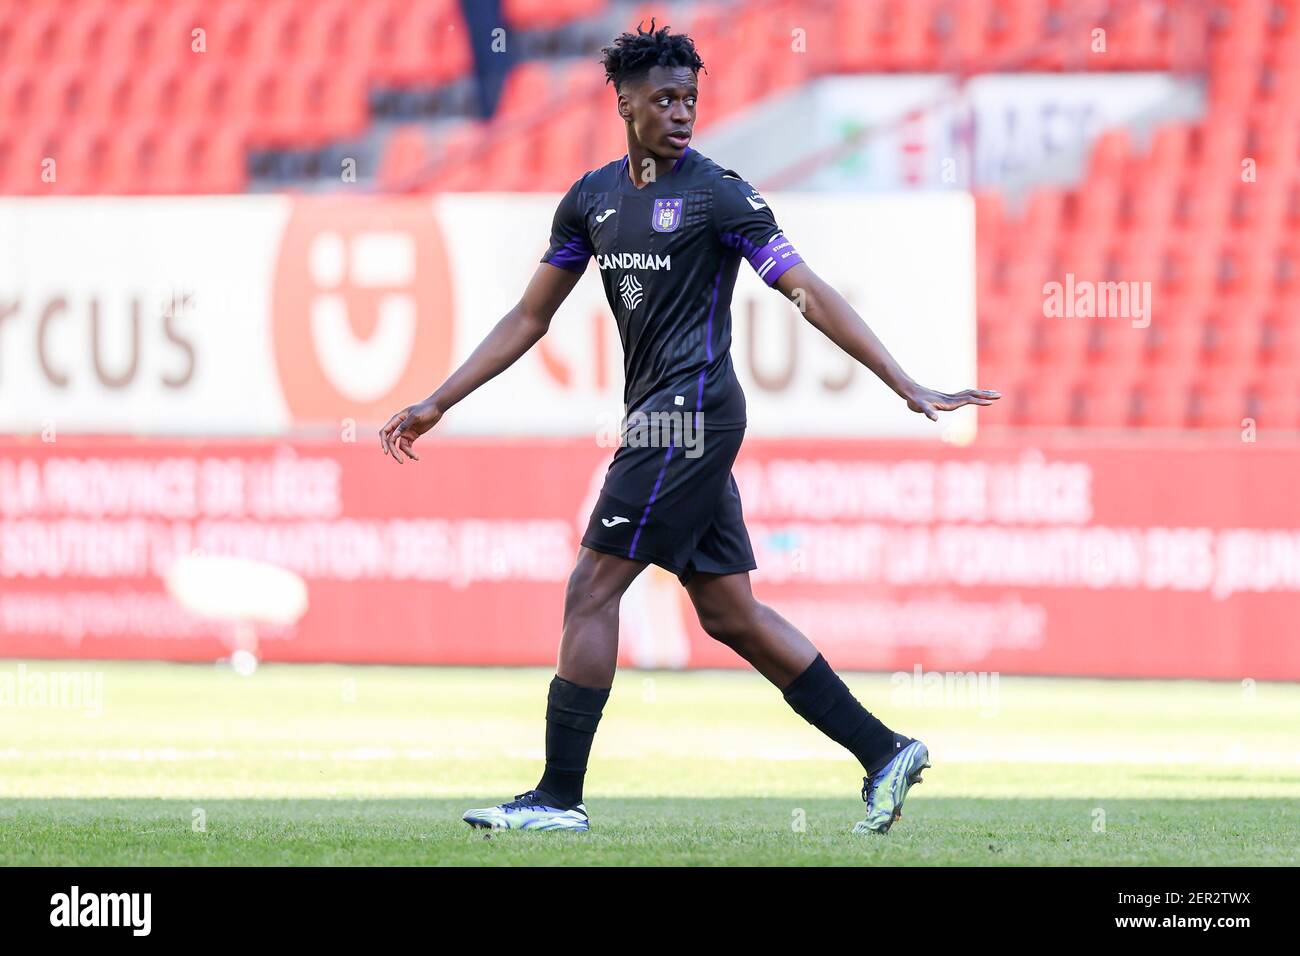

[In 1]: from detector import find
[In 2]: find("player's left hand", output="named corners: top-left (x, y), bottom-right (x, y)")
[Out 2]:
top-left (903, 385), bottom-right (1001, 421)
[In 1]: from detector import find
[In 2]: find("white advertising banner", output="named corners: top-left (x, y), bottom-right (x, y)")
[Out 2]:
top-left (0, 192), bottom-right (974, 439)
top-left (771, 73), bottom-right (1201, 191)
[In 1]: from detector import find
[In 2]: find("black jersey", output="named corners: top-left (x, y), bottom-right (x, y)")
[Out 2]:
top-left (540, 146), bottom-right (804, 430)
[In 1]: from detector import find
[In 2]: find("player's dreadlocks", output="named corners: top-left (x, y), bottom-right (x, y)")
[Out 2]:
top-left (600, 18), bottom-right (706, 91)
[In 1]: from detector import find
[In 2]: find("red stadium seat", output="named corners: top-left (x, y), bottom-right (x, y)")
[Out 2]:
top-left (496, 61), bottom-right (555, 120)
top-left (301, 67), bottom-right (369, 143)
top-left (504, 0), bottom-right (608, 30)
top-left (1163, 235), bottom-right (1220, 304)
top-left (245, 2), bottom-right (306, 69)
top-left (1189, 122), bottom-right (1248, 181)
top-left (1146, 308), bottom-right (1206, 376)
top-left (161, 123), bottom-right (249, 195)
top-left (0, 128), bottom-right (56, 195)
top-left (1219, 237), bottom-right (1274, 299)
top-left (944, 0), bottom-right (993, 69)
top-left (428, 121), bottom-right (490, 191)
top-left (1148, 124), bottom-right (1190, 173)
top-left (1191, 369), bottom-right (1255, 430)
top-left (1090, 313), bottom-right (1153, 380)
top-left (8, 6), bottom-right (63, 64)
top-left (538, 102), bottom-right (594, 190)
top-left (877, 0), bottom-right (937, 71)
top-left (130, 65), bottom-right (187, 124)
top-left (1017, 373), bottom-right (1079, 428)
top-left (1134, 374), bottom-right (1195, 429)
top-left (1077, 376), bottom-right (1139, 428)
top-left (1105, 0), bottom-right (1163, 69)
top-left (1087, 129), bottom-right (1133, 181)
top-left (296, 0), bottom-right (352, 63)
top-left (1253, 370), bottom-right (1300, 431)
top-left (1203, 306), bottom-right (1263, 374)
top-left (380, 125), bottom-right (434, 192)
top-left (1261, 307), bottom-right (1300, 369)
top-left (829, 0), bottom-right (885, 72)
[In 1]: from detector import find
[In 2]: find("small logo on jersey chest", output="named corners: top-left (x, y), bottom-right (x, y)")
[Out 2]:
top-left (618, 274), bottom-right (644, 311)
top-left (651, 198), bottom-right (683, 233)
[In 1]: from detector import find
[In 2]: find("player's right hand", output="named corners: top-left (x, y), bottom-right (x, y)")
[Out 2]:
top-left (379, 399), bottom-right (442, 464)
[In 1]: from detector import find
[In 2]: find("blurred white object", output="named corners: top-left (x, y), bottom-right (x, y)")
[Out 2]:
top-left (165, 554), bottom-right (308, 673)
top-left (165, 554), bottom-right (308, 625)
top-left (230, 649), bottom-right (259, 677)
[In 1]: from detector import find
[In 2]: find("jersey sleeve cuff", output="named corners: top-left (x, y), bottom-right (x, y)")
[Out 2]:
top-left (542, 236), bottom-right (593, 273)
top-left (542, 253), bottom-right (590, 274)
top-left (748, 234), bottom-right (803, 286)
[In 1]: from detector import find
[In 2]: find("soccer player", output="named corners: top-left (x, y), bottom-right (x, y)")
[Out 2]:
top-left (379, 21), bottom-right (999, 834)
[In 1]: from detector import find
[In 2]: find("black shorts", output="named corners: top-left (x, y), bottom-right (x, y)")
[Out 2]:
top-left (580, 426), bottom-right (757, 585)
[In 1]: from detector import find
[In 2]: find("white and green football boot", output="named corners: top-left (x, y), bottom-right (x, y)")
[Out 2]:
top-left (853, 734), bottom-right (931, 834)
top-left (462, 790), bottom-right (590, 832)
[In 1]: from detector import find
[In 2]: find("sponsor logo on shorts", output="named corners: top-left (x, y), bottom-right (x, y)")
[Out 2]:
top-left (601, 516), bottom-right (631, 527)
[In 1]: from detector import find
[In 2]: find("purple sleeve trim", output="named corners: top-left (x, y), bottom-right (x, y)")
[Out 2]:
top-left (542, 234), bottom-right (592, 272)
top-left (726, 231), bottom-right (803, 286)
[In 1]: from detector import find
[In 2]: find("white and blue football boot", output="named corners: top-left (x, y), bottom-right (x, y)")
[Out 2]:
top-left (853, 734), bottom-right (931, 834)
top-left (462, 790), bottom-right (590, 832)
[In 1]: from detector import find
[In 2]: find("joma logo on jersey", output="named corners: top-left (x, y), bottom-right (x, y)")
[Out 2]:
top-left (596, 252), bottom-right (671, 271)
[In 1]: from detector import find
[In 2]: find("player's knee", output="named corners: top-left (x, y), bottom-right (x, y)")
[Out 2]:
top-left (697, 602), bottom-right (760, 649)
top-left (563, 562), bottom-right (621, 619)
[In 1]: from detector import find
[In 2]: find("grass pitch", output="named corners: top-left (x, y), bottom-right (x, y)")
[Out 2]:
top-left (1, 661), bottom-right (1297, 866)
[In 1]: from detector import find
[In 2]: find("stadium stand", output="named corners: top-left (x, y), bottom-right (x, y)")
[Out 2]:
top-left (2, 0), bottom-right (1296, 429)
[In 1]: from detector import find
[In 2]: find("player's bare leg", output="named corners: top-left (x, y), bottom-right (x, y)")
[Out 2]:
top-left (556, 546), bottom-right (649, 687)
top-left (463, 547), bottom-right (645, 831)
top-left (684, 570), bottom-right (817, 686)
top-left (684, 570), bottom-right (930, 833)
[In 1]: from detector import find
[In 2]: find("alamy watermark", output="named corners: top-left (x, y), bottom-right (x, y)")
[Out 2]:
top-left (596, 408), bottom-right (705, 458)
top-left (890, 664), bottom-right (1000, 717)
top-left (1043, 273), bottom-right (1151, 328)
top-left (0, 663), bottom-right (104, 718)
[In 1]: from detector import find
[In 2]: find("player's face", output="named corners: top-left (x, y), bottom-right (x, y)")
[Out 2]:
top-left (621, 65), bottom-right (697, 160)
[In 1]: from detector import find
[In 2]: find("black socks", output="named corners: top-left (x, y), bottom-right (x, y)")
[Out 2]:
top-left (536, 675), bottom-right (610, 808)
top-left (535, 658), bottom-right (894, 809)
top-left (782, 654), bottom-right (898, 775)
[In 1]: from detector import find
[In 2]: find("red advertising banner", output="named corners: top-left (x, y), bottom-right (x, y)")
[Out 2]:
top-left (2, 435), bottom-right (1298, 680)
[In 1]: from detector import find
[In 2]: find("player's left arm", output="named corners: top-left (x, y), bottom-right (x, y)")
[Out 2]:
top-left (713, 171), bottom-right (998, 420)
top-left (774, 263), bottom-right (1000, 420)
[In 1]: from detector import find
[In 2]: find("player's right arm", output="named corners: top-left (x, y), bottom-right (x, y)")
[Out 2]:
top-left (378, 263), bottom-right (582, 463)
top-left (379, 179), bottom-right (592, 463)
